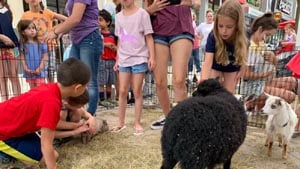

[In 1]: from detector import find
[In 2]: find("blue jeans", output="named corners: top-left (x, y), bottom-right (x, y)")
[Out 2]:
top-left (188, 48), bottom-right (201, 73)
top-left (70, 29), bottom-right (103, 115)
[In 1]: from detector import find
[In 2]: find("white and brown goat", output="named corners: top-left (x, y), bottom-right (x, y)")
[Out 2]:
top-left (262, 94), bottom-right (298, 159)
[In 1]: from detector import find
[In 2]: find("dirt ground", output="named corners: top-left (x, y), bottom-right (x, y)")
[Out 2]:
top-left (1, 107), bottom-right (300, 169)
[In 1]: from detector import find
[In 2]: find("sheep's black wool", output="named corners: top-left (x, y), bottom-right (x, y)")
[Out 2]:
top-left (161, 79), bottom-right (247, 169)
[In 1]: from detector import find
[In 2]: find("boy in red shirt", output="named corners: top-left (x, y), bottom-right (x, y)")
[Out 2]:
top-left (0, 58), bottom-right (91, 169)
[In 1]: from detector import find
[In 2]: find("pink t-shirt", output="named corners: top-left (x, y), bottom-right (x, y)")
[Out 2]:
top-left (115, 8), bottom-right (153, 67)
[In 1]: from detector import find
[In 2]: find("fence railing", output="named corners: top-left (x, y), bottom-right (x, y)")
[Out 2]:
top-left (1, 43), bottom-right (299, 128)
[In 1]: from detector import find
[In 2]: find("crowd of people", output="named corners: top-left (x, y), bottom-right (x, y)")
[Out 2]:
top-left (0, 0), bottom-right (300, 168)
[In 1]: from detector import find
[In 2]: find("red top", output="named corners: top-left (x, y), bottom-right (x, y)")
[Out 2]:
top-left (152, 5), bottom-right (194, 37)
top-left (101, 32), bottom-right (117, 60)
top-left (0, 83), bottom-right (62, 140)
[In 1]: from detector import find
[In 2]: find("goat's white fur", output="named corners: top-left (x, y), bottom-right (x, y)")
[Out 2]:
top-left (262, 93), bottom-right (298, 159)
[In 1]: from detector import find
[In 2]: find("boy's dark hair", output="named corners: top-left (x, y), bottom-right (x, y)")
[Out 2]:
top-left (99, 9), bottom-right (112, 27)
top-left (57, 58), bottom-right (91, 86)
top-left (68, 89), bottom-right (89, 106)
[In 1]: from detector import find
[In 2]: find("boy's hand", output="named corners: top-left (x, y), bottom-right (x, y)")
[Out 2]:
top-left (74, 124), bottom-right (89, 135)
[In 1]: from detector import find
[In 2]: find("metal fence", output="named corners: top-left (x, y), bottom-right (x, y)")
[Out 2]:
top-left (1, 43), bottom-right (299, 128)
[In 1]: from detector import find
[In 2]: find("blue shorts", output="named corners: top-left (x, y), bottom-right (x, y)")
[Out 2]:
top-left (118, 63), bottom-right (148, 74)
top-left (153, 33), bottom-right (193, 46)
top-left (0, 133), bottom-right (42, 163)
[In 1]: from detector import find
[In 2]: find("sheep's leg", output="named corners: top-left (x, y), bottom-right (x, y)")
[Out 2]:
top-left (223, 158), bottom-right (231, 169)
top-left (161, 158), bottom-right (177, 169)
top-left (207, 164), bottom-right (215, 169)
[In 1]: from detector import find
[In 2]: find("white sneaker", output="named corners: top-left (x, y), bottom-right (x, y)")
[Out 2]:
top-left (150, 116), bottom-right (165, 130)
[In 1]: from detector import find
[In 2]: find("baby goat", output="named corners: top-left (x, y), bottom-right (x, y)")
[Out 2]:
top-left (262, 94), bottom-right (298, 159)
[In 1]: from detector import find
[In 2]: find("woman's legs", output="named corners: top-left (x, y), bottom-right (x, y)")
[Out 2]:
top-left (153, 43), bottom-right (171, 116)
top-left (70, 30), bottom-right (102, 115)
top-left (131, 73), bottom-right (145, 130)
top-left (170, 39), bottom-right (193, 103)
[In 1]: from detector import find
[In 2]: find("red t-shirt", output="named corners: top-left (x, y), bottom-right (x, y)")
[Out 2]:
top-left (0, 83), bottom-right (62, 140)
top-left (101, 32), bottom-right (117, 60)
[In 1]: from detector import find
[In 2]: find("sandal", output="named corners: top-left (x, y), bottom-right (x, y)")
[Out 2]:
top-left (110, 125), bottom-right (126, 133)
top-left (133, 128), bottom-right (144, 136)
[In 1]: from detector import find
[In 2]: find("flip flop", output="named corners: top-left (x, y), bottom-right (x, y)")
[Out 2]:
top-left (110, 125), bottom-right (126, 133)
top-left (133, 128), bottom-right (144, 136)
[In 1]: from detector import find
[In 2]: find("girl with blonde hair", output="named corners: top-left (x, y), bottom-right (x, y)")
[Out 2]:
top-left (200, 0), bottom-right (248, 93)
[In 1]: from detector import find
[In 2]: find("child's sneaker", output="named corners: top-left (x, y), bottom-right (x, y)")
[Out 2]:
top-left (150, 116), bottom-right (165, 130)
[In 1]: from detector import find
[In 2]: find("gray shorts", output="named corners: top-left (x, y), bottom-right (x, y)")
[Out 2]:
top-left (98, 59), bottom-right (116, 85)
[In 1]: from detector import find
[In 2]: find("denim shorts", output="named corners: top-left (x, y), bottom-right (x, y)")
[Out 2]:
top-left (153, 33), bottom-right (193, 46)
top-left (118, 63), bottom-right (148, 74)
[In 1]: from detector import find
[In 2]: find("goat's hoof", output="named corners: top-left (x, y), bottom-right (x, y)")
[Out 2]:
top-left (267, 152), bottom-right (272, 157)
top-left (282, 154), bottom-right (288, 159)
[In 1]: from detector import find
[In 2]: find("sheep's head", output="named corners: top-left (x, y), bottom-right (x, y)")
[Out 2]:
top-left (192, 78), bottom-right (226, 97)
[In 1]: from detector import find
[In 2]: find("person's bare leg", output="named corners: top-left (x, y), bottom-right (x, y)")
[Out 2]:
top-left (7, 59), bottom-right (21, 96)
top-left (131, 73), bottom-right (145, 130)
top-left (116, 72), bottom-right (131, 127)
top-left (170, 39), bottom-right (193, 103)
top-left (0, 59), bottom-right (9, 101)
top-left (153, 43), bottom-right (170, 116)
top-left (223, 72), bottom-right (239, 94)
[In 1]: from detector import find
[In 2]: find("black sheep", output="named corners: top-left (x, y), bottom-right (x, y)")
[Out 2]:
top-left (161, 79), bottom-right (247, 169)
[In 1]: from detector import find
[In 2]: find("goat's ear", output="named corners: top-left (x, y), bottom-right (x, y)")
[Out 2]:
top-left (263, 92), bottom-right (271, 98)
top-left (275, 99), bottom-right (282, 106)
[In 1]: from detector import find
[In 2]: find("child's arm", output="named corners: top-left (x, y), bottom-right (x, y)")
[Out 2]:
top-left (0, 34), bottom-right (15, 46)
top-left (56, 119), bottom-right (84, 130)
top-left (54, 13), bottom-right (68, 22)
top-left (20, 51), bottom-right (33, 75)
top-left (40, 127), bottom-right (58, 169)
top-left (35, 44), bottom-right (48, 75)
top-left (80, 108), bottom-right (97, 134)
top-left (243, 66), bottom-right (273, 80)
top-left (113, 39), bottom-right (120, 71)
top-left (199, 52), bottom-right (214, 82)
top-left (145, 34), bottom-right (156, 71)
top-left (55, 124), bottom-right (89, 139)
